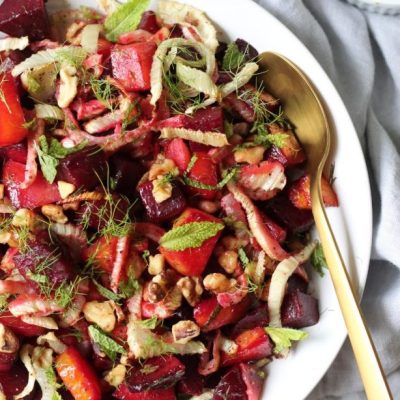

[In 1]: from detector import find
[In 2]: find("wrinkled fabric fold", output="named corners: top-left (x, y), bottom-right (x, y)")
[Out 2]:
top-left (254, 0), bottom-right (400, 399)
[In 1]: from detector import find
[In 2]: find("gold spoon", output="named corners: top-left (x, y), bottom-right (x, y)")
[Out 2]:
top-left (258, 52), bottom-right (392, 400)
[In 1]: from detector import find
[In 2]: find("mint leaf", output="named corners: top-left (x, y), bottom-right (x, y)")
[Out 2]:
top-left (183, 166), bottom-right (238, 191)
top-left (104, 0), bottom-right (150, 42)
top-left (310, 242), bottom-right (328, 277)
top-left (119, 275), bottom-right (140, 299)
top-left (265, 326), bottom-right (308, 354)
top-left (88, 325), bottom-right (126, 361)
top-left (160, 221), bottom-right (224, 251)
top-left (222, 42), bottom-right (246, 72)
top-left (92, 280), bottom-right (122, 302)
top-left (36, 136), bottom-right (86, 183)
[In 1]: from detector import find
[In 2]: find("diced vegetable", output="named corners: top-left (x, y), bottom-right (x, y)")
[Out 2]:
top-left (0, 73), bottom-right (28, 147)
top-left (55, 347), bottom-right (102, 400)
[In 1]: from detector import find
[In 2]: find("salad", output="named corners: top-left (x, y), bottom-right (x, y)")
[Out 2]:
top-left (0, 0), bottom-right (339, 399)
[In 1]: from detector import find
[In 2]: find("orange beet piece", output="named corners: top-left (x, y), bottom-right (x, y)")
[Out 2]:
top-left (160, 208), bottom-right (223, 276)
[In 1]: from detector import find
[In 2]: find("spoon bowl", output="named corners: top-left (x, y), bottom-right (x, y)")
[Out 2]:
top-left (258, 52), bottom-right (392, 400)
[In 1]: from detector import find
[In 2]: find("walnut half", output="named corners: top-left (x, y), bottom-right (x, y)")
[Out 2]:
top-left (172, 320), bottom-right (200, 344)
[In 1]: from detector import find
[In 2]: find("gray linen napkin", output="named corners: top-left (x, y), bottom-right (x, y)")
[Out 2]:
top-left (253, 0), bottom-right (400, 399)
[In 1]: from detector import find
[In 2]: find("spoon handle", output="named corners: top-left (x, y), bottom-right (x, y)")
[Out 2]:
top-left (311, 181), bottom-right (393, 400)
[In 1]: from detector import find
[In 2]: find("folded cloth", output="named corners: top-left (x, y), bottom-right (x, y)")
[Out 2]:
top-left (253, 0), bottom-right (400, 398)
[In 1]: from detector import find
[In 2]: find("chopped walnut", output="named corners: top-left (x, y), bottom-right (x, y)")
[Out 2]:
top-left (147, 282), bottom-right (166, 303)
top-left (217, 250), bottom-right (239, 274)
top-left (0, 184), bottom-right (4, 200)
top-left (83, 300), bottom-right (116, 332)
top-left (203, 273), bottom-right (235, 293)
top-left (41, 204), bottom-right (68, 224)
top-left (57, 180), bottom-right (76, 199)
top-left (148, 155), bottom-right (178, 181)
top-left (177, 276), bottom-right (203, 307)
top-left (152, 177), bottom-right (173, 203)
top-left (221, 236), bottom-right (249, 251)
top-left (172, 320), bottom-right (200, 344)
top-left (104, 364), bottom-right (126, 387)
top-left (148, 254), bottom-right (165, 276)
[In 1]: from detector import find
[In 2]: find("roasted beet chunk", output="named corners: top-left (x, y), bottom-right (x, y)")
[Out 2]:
top-left (78, 195), bottom-right (130, 231)
top-left (56, 146), bottom-right (107, 191)
top-left (267, 194), bottom-right (314, 233)
top-left (111, 42), bottom-right (157, 91)
top-left (13, 241), bottom-right (75, 287)
top-left (138, 11), bottom-right (160, 33)
top-left (213, 366), bottom-right (247, 400)
top-left (0, 362), bottom-right (38, 399)
top-left (127, 355), bottom-right (185, 391)
top-left (235, 38), bottom-right (259, 61)
top-left (138, 180), bottom-right (186, 223)
top-left (0, 0), bottom-right (48, 40)
top-left (110, 155), bottom-right (145, 198)
top-left (231, 304), bottom-right (269, 337)
top-left (281, 290), bottom-right (319, 328)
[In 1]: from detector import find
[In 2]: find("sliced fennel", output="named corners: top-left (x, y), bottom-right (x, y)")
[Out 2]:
top-left (157, 0), bottom-right (218, 52)
top-left (80, 24), bottom-right (102, 53)
top-left (268, 241), bottom-right (317, 327)
top-left (220, 62), bottom-right (259, 98)
top-left (160, 127), bottom-right (229, 147)
top-left (35, 104), bottom-right (65, 120)
top-left (0, 36), bottom-right (29, 52)
top-left (176, 62), bottom-right (218, 99)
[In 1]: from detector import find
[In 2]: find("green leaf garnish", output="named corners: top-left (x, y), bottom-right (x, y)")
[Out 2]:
top-left (160, 221), bottom-right (224, 251)
top-left (265, 326), bottom-right (308, 354)
top-left (222, 42), bottom-right (246, 72)
top-left (92, 280), bottom-right (122, 302)
top-left (238, 247), bottom-right (250, 267)
top-left (36, 135), bottom-right (86, 183)
top-left (119, 275), bottom-right (140, 299)
top-left (310, 242), bottom-right (328, 277)
top-left (136, 316), bottom-right (159, 330)
top-left (183, 155), bottom-right (238, 190)
top-left (88, 325), bottom-right (126, 361)
top-left (104, 0), bottom-right (150, 42)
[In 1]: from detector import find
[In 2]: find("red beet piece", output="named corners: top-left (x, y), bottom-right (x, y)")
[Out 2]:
top-left (231, 304), bottom-right (269, 337)
top-left (0, 312), bottom-right (45, 337)
top-left (0, 0), bottom-right (48, 40)
top-left (159, 107), bottom-right (224, 132)
top-left (281, 290), bottom-right (319, 328)
top-left (56, 146), bottom-right (107, 191)
top-left (221, 327), bottom-right (273, 367)
top-left (0, 362), bottom-right (38, 399)
top-left (213, 366), bottom-right (247, 400)
top-left (223, 94), bottom-right (255, 123)
top-left (267, 194), bottom-right (314, 233)
top-left (3, 160), bottom-right (61, 209)
top-left (110, 155), bottom-right (145, 197)
top-left (187, 152), bottom-right (219, 200)
top-left (235, 38), bottom-right (259, 61)
top-left (287, 275), bottom-right (308, 294)
top-left (239, 363), bottom-right (263, 400)
top-left (114, 385), bottom-right (176, 400)
top-left (177, 357), bottom-right (204, 396)
top-left (164, 138), bottom-right (191, 173)
top-left (138, 180), bottom-right (187, 223)
top-left (127, 355), bottom-right (185, 392)
top-left (111, 42), bottom-right (157, 91)
top-left (0, 143), bottom-right (27, 163)
top-left (262, 213), bottom-right (287, 243)
top-left (194, 296), bottom-right (251, 332)
top-left (13, 240), bottom-right (75, 287)
top-left (138, 11), bottom-right (160, 33)
top-left (78, 195), bottom-right (130, 231)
